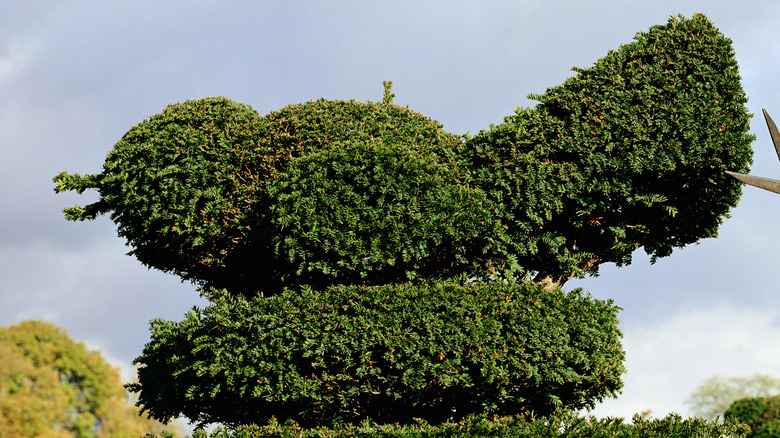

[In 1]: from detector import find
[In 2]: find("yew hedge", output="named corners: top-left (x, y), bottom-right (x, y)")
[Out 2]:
top-left (129, 282), bottom-right (624, 428)
top-left (53, 13), bottom-right (756, 433)
top-left (145, 412), bottom-right (749, 438)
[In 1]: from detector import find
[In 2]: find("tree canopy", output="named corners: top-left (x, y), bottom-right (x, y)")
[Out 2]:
top-left (0, 343), bottom-right (70, 438)
top-left (0, 321), bottom-right (171, 438)
top-left (686, 374), bottom-right (780, 421)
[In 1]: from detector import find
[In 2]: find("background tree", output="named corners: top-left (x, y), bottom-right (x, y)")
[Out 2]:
top-left (0, 343), bottom-right (70, 438)
top-left (724, 395), bottom-right (780, 438)
top-left (686, 374), bottom-right (780, 421)
top-left (0, 321), bottom-right (173, 438)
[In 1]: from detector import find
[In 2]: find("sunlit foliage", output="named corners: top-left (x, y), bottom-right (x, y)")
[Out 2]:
top-left (0, 321), bottom-right (171, 438)
top-left (54, 13), bottom-right (754, 430)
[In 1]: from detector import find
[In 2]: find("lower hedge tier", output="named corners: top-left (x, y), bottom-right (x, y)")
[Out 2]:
top-left (148, 412), bottom-right (751, 438)
top-left (129, 281), bottom-right (625, 428)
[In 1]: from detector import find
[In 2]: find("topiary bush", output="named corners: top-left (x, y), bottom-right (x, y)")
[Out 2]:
top-left (128, 281), bottom-right (624, 428)
top-left (461, 13), bottom-right (754, 288)
top-left (142, 411), bottom-right (750, 438)
top-left (54, 13), bottom-right (755, 432)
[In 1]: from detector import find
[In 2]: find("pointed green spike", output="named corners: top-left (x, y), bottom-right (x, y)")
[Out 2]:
top-left (726, 170), bottom-right (780, 195)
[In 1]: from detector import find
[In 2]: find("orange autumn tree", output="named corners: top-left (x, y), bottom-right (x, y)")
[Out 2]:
top-left (0, 321), bottom-right (173, 438)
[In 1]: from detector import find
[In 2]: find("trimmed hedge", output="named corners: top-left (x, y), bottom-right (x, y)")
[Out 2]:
top-left (725, 395), bottom-right (780, 438)
top-left (144, 412), bottom-right (750, 438)
top-left (461, 13), bottom-right (754, 285)
top-left (129, 282), bottom-right (624, 428)
top-left (54, 98), bottom-right (511, 297)
top-left (268, 138), bottom-right (512, 286)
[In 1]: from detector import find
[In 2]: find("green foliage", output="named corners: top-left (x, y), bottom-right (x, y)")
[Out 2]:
top-left (142, 412), bottom-right (750, 438)
top-left (0, 343), bottom-right (70, 437)
top-left (54, 13), bottom-right (756, 431)
top-left (686, 374), bottom-right (780, 421)
top-left (382, 80), bottom-right (395, 105)
top-left (269, 138), bottom-right (512, 286)
top-left (0, 321), bottom-right (170, 438)
top-left (461, 13), bottom-right (754, 286)
top-left (54, 97), bottom-right (272, 296)
top-left (725, 397), bottom-right (767, 429)
top-left (260, 98), bottom-right (504, 289)
top-left (54, 97), bottom-right (501, 296)
top-left (725, 395), bottom-right (780, 438)
top-left (54, 15), bottom-right (754, 293)
top-left (129, 282), bottom-right (624, 428)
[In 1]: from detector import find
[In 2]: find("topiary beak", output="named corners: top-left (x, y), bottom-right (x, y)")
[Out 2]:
top-left (728, 109), bottom-right (780, 195)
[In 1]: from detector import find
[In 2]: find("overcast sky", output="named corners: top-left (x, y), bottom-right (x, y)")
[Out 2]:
top-left (3, 0), bottom-right (780, 422)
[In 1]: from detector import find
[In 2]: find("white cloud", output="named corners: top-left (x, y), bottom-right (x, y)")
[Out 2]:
top-left (0, 36), bottom-right (40, 89)
top-left (589, 305), bottom-right (780, 419)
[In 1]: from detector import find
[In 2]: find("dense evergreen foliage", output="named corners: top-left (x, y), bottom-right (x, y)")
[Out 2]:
top-left (263, 98), bottom-right (511, 289)
top-left (54, 98), bottom-right (271, 296)
top-left (54, 97), bottom-right (510, 296)
top-left (462, 13), bottom-right (754, 287)
top-left (55, 14), bottom-right (752, 294)
top-left (725, 396), bottom-right (780, 438)
top-left (268, 138), bottom-right (511, 287)
top-left (54, 13), bottom-right (755, 432)
top-left (129, 282), bottom-right (623, 428)
top-left (144, 412), bottom-right (749, 438)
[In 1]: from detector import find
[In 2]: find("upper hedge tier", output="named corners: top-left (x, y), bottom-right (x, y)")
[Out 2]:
top-left (55, 98), bottom-right (514, 295)
top-left (55, 14), bottom-right (753, 295)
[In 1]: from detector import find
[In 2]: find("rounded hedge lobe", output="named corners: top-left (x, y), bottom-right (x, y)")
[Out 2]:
top-left (129, 282), bottom-right (624, 428)
top-left (59, 97), bottom-right (274, 294)
top-left (264, 98), bottom-right (462, 161)
top-left (268, 139), bottom-right (512, 287)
